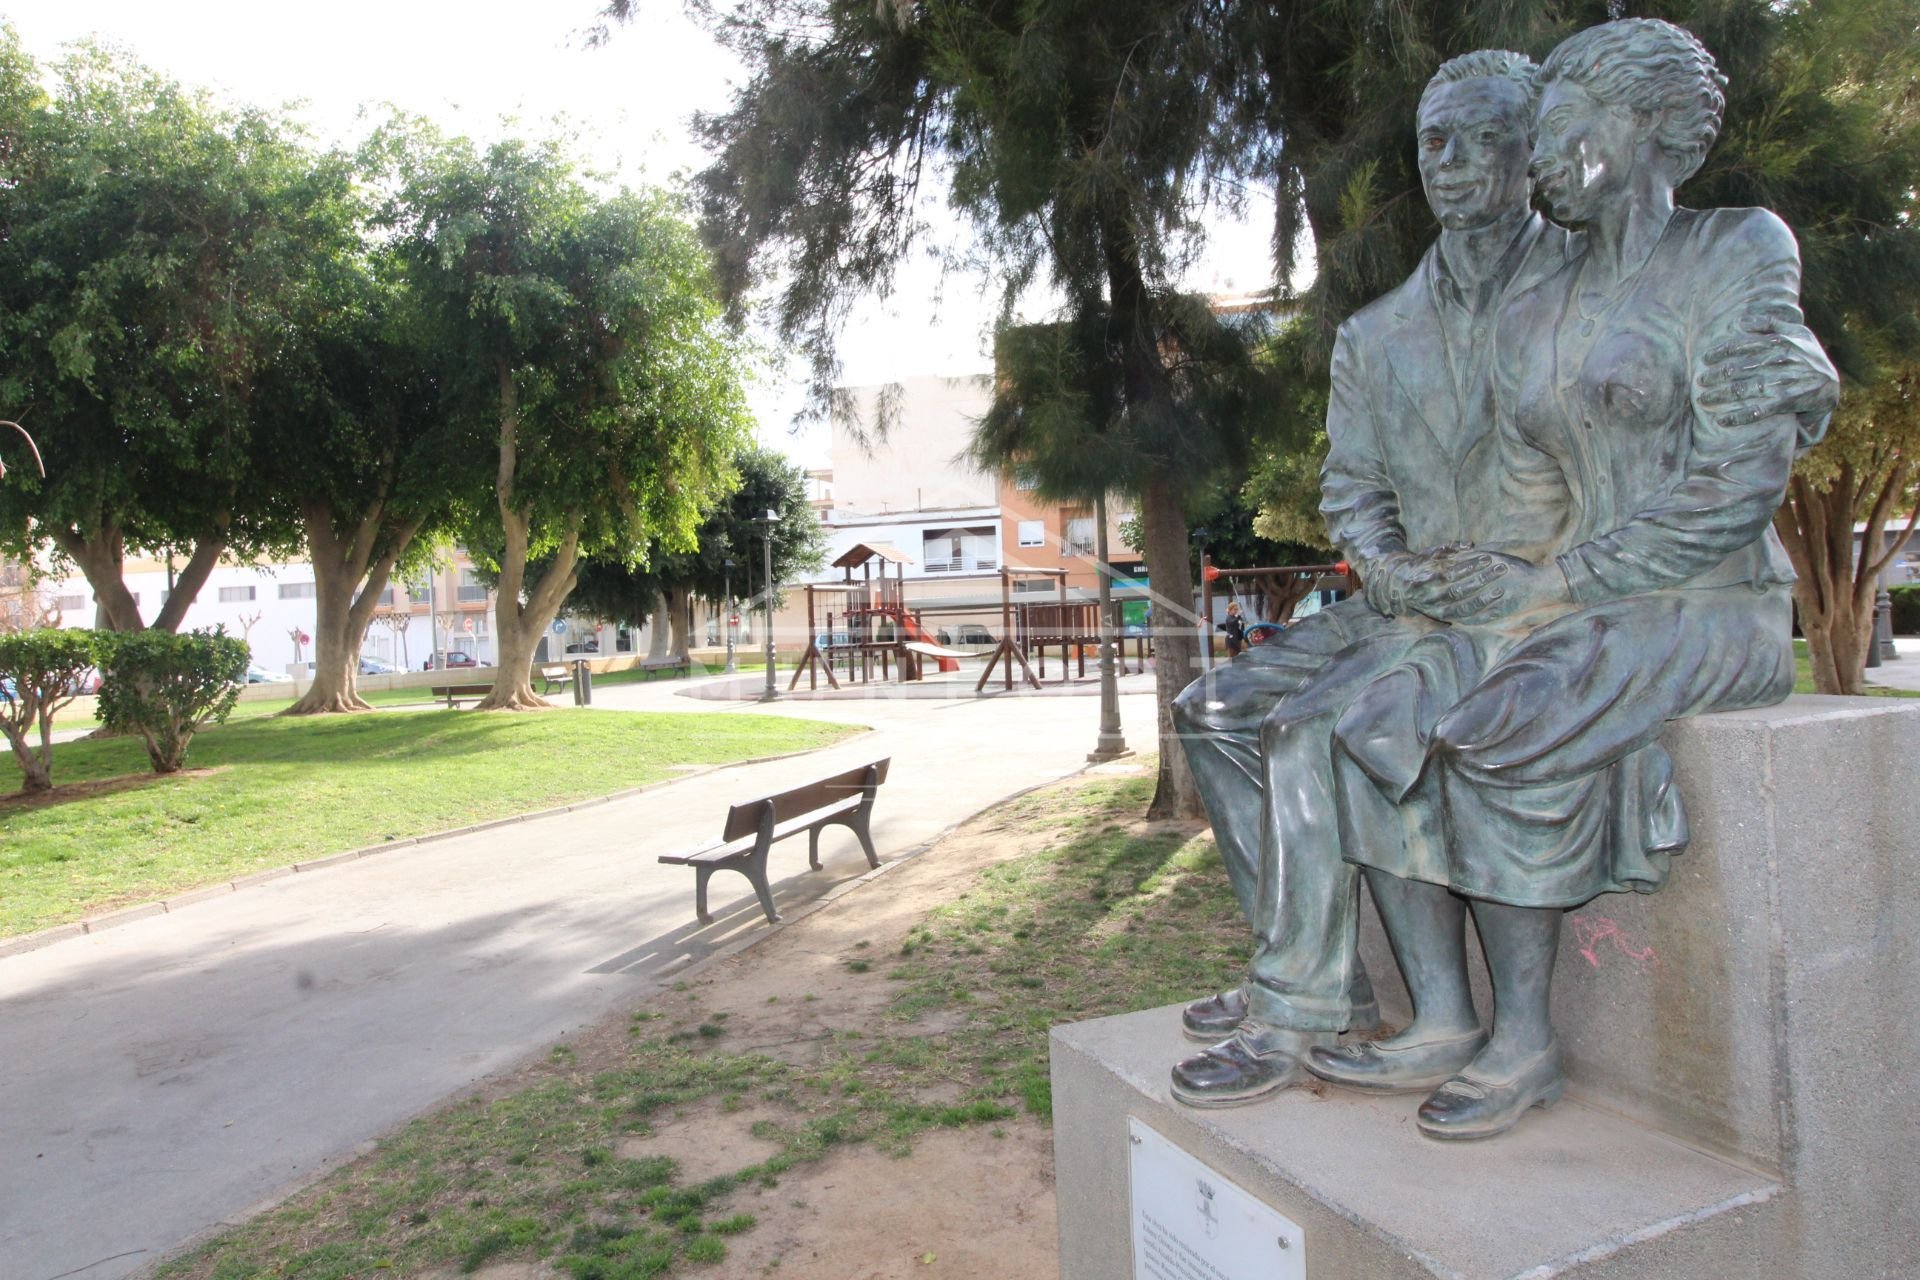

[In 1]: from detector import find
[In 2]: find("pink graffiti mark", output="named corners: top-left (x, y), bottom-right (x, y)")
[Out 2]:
top-left (1572, 915), bottom-right (1660, 974)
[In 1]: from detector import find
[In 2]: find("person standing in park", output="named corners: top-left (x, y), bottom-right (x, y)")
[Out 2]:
top-left (1217, 601), bottom-right (1247, 657)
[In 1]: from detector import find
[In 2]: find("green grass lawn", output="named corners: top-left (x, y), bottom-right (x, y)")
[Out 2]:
top-left (0, 708), bottom-right (858, 939)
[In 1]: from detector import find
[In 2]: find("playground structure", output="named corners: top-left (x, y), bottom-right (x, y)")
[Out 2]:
top-left (1198, 555), bottom-right (1356, 666)
top-left (786, 545), bottom-right (1145, 693)
top-left (789, 544), bottom-right (968, 691)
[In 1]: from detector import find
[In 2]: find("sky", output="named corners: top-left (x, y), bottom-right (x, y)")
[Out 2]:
top-left (0, 0), bottom-right (1277, 468)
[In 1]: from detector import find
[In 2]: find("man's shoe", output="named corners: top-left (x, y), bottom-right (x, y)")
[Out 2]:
top-left (1170, 1033), bottom-right (1316, 1109)
top-left (1305, 1028), bottom-right (1488, 1094)
top-left (1415, 1041), bottom-right (1565, 1141)
top-left (1183, 985), bottom-right (1378, 1041)
top-left (1180, 989), bottom-right (1248, 1042)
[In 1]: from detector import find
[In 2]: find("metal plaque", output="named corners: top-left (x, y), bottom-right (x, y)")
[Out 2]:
top-left (1128, 1118), bottom-right (1306, 1280)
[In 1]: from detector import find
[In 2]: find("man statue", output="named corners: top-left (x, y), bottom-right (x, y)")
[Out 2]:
top-left (1166, 48), bottom-right (1834, 1107)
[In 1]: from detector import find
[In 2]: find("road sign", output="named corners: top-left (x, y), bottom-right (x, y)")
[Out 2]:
top-left (550, 620), bottom-right (567, 634)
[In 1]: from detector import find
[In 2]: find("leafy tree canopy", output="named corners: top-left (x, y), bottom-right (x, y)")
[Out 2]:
top-left (0, 34), bottom-right (341, 628)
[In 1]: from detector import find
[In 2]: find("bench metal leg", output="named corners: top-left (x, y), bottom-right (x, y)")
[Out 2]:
top-left (849, 811), bottom-right (880, 869)
top-left (808, 826), bottom-right (823, 871)
top-left (693, 866), bottom-right (716, 924)
top-left (743, 830), bottom-right (780, 923)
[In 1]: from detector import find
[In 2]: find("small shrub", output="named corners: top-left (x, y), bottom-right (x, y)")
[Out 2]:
top-left (97, 627), bottom-right (248, 774)
top-left (1890, 584), bottom-right (1920, 636)
top-left (0, 628), bottom-right (101, 793)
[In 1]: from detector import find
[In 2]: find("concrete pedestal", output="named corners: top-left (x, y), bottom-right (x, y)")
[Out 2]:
top-left (1051, 697), bottom-right (1920, 1279)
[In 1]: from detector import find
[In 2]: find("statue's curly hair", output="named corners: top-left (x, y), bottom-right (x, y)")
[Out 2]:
top-left (1537, 19), bottom-right (1726, 186)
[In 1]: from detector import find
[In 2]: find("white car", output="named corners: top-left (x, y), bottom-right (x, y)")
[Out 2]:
top-left (245, 664), bottom-right (294, 684)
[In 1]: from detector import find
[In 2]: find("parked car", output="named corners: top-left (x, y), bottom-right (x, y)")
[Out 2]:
top-left (955, 624), bottom-right (995, 646)
top-left (563, 640), bottom-right (600, 654)
top-left (245, 664), bottom-right (294, 684)
top-left (442, 651), bottom-right (480, 668)
top-left (358, 655), bottom-right (400, 676)
top-left (66, 667), bottom-right (102, 695)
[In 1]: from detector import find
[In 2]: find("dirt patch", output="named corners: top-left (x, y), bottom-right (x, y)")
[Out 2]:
top-left (716, 1121), bottom-right (1058, 1278)
top-left (0, 766), bottom-right (223, 810)
top-left (615, 1105), bottom-right (787, 1184)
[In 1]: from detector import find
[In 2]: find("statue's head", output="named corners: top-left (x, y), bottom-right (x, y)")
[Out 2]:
top-left (1531, 18), bottom-right (1726, 223)
top-left (1416, 50), bottom-right (1539, 232)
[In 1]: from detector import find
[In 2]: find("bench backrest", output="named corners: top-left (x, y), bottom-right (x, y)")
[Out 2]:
top-left (540, 665), bottom-right (568, 676)
top-left (722, 758), bottom-right (891, 841)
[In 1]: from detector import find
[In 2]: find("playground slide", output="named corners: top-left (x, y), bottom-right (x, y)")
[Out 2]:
top-left (898, 615), bottom-right (961, 672)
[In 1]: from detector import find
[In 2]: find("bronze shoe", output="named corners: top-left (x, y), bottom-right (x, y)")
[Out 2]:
top-left (1180, 988), bottom-right (1248, 1042)
top-left (1305, 1028), bottom-right (1488, 1094)
top-left (1415, 1041), bottom-right (1566, 1141)
top-left (1170, 1033), bottom-right (1313, 1109)
top-left (1183, 985), bottom-right (1379, 1042)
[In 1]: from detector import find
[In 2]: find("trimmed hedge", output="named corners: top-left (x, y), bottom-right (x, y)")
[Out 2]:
top-left (99, 627), bottom-right (249, 773)
top-left (1890, 584), bottom-right (1920, 636)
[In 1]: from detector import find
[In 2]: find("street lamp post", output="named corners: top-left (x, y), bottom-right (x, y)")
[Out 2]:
top-left (1089, 491), bottom-right (1131, 762)
top-left (722, 556), bottom-right (737, 674)
top-left (755, 510), bottom-right (780, 701)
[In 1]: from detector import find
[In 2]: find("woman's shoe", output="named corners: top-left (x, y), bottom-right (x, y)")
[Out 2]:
top-left (1305, 1028), bottom-right (1488, 1094)
top-left (1415, 1041), bottom-right (1565, 1141)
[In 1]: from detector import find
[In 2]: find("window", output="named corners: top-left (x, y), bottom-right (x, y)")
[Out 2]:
top-left (219, 585), bottom-right (256, 603)
top-left (378, 586), bottom-right (397, 606)
top-left (1064, 515), bottom-right (1096, 557)
top-left (278, 582), bottom-right (316, 600)
top-left (53, 593), bottom-right (85, 611)
top-left (457, 570), bottom-right (488, 603)
top-left (1014, 464), bottom-right (1039, 491)
top-left (1017, 520), bottom-right (1045, 548)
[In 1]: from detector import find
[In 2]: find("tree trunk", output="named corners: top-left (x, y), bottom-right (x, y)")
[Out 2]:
top-left (647, 592), bottom-right (671, 659)
top-left (472, 363), bottom-right (581, 712)
top-left (666, 585), bottom-right (693, 658)
top-left (151, 524), bottom-right (231, 632)
top-left (1096, 200), bottom-right (1203, 820)
top-left (289, 571), bottom-right (373, 714)
top-left (49, 524), bottom-right (144, 632)
top-left (1138, 473), bottom-right (1204, 818)
top-left (0, 714), bottom-right (53, 793)
top-left (1777, 462), bottom-right (1920, 697)
top-left (285, 497), bottom-right (422, 715)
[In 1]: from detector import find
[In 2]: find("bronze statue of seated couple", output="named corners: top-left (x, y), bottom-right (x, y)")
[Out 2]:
top-left (1170, 19), bottom-right (1836, 1141)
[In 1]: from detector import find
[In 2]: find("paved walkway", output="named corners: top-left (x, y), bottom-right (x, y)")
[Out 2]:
top-left (0, 672), bottom-right (1163, 1280)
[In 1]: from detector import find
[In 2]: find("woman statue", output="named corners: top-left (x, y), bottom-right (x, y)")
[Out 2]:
top-left (1305, 19), bottom-right (1835, 1139)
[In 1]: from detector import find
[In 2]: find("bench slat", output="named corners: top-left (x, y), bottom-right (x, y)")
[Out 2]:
top-left (721, 760), bottom-right (891, 842)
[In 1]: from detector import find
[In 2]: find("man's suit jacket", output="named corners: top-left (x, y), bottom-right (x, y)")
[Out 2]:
top-left (1319, 213), bottom-right (1571, 575)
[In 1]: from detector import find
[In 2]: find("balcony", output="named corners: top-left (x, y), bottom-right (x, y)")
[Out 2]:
top-left (455, 585), bottom-right (489, 603)
top-left (923, 558), bottom-right (997, 574)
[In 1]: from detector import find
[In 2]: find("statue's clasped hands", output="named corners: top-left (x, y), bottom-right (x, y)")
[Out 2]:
top-left (1387, 544), bottom-right (1569, 624)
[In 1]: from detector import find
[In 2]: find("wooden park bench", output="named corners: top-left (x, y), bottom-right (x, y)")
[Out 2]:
top-left (638, 654), bottom-right (692, 680)
top-left (537, 664), bottom-right (572, 695)
top-left (659, 758), bottom-right (891, 925)
top-left (429, 682), bottom-right (493, 708)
